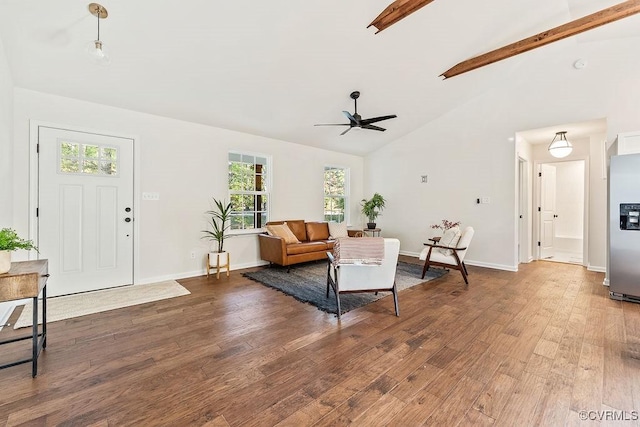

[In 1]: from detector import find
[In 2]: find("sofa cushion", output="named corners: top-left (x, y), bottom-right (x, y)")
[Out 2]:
top-left (286, 220), bottom-right (307, 242)
top-left (328, 222), bottom-right (348, 238)
top-left (306, 222), bottom-right (330, 241)
top-left (265, 223), bottom-right (300, 244)
top-left (286, 241), bottom-right (328, 255)
top-left (266, 220), bottom-right (307, 242)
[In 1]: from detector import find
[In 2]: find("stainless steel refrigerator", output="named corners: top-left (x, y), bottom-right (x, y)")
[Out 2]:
top-left (610, 153), bottom-right (640, 302)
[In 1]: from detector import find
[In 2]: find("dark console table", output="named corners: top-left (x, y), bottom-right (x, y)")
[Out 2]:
top-left (0, 260), bottom-right (48, 377)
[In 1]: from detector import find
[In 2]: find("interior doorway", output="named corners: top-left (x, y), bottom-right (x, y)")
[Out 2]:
top-left (537, 160), bottom-right (585, 265)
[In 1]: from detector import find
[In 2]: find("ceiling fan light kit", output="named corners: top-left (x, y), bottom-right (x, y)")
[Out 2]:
top-left (548, 131), bottom-right (573, 158)
top-left (87, 3), bottom-right (110, 65)
top-left (314, 91), bottom-right (397, 136)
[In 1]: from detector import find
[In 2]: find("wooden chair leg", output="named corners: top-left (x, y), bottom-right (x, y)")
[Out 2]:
top-left (462, 262), bottom-right (469, 276)
top-left (392, 282), bottom-right (399, 317)
top-left (459, 263), bottom-right (469, 285)
top-left (421, 261), bottom-right (430, 279)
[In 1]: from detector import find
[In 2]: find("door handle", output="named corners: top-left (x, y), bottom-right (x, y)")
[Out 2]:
top-left (125, 218), bottom-right (132, 222)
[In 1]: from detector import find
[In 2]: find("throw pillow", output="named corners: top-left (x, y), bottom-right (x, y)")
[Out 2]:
top-left (306, 222), bottom-right (330, 241)
top-left (437, 226), bottom-right (461, 256)
top-left (265, 223), bottom-right (300, 244)
top-left (328, 222), bottom-right (348, 239)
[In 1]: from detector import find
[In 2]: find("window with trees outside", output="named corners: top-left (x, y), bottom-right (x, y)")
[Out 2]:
top-left (228, 152), bottom-right (270, 231)
top-left (324, 166), bottom-right (349, 223)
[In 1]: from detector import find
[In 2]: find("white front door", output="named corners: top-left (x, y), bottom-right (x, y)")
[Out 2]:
top-left (539, 163), bottom-right (557, 259)
top-left (38, 126), bottom-right (134, 296)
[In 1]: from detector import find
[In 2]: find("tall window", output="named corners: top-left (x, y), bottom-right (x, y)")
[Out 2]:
top-left (228, 152), bottom-right (270, 231)
top-left (324, 166), bottom-right (349, 223)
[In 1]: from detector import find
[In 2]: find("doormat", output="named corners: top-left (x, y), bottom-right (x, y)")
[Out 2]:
top-left (14, 280), bottom-right (190, 329)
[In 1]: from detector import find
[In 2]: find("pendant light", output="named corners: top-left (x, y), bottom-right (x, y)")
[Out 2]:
top-left (548, 131), bottom-right (573, 158)
top-left (87, 3), bottom-right (109, 65)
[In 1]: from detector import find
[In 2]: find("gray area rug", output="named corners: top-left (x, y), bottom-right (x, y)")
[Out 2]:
top-left (243, 261), bottom-right (446, 316)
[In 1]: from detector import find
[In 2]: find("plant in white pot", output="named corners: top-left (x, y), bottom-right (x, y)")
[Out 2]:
top-left (201, 198), bottom-right (233, 279)
top-left (0, 228), bottom-right (38, 274)
top-left (361, 193), bottom-right (386, 229)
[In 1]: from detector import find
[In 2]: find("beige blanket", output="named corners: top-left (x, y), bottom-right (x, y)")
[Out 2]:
top-left (333, 237), bottom-right (384, 265)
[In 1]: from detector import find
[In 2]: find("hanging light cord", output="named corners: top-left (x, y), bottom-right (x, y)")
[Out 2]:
top-left (96, 7), bottom-right (101, 42)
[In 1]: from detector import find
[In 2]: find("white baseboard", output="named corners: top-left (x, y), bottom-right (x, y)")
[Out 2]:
top-left (399, 251), bottom-right (518, 272)
top-left (136, 260), bottom-right (269, 285)
top-left (465, 260), bottom-right (518, 272)
top-left (587, 265), bottom-right (606, 273)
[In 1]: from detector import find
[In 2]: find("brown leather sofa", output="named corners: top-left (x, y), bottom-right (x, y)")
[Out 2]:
top-left (258, 220), bottom-right (359, 268)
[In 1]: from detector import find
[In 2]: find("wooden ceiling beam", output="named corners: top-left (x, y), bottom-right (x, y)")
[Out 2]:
top-left (368, 0), bottom-right (437, 33)
top-left (441, 0), bottom-right (640, 79)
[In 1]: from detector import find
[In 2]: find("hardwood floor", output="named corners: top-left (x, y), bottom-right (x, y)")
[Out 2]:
top-left (1, 257), bottom-right (639, 426)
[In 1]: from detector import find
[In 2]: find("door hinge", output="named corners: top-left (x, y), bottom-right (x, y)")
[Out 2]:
top-left (36, 143), bottom-right (40, 154)
top-left (537, 241), bottom-right (541, 247)
top-left (538, 172), bottom-right (542, 177)
top-left (538, 207), bottom-right (541, 212)
top-left (36, 207), bottom-right (39, 217)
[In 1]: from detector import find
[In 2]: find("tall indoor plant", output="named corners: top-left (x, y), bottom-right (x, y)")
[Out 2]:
top-left (0, 228), bottom-right (38, 274)
top-left (201, 198), bottom-right (233, 279)
top-left (361, 193), bottom-right (386, 229)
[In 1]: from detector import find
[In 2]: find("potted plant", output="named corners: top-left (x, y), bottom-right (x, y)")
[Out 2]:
top-left (0, 228), bottom-right (38, 274)
top-left (201, 198), bottom-right (233, 279)
top-left (361, 193), bottom-right (386, 229)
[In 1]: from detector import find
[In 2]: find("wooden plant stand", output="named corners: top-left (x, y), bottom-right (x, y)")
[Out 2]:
top-left (207, 252), bottom-right (230, 279)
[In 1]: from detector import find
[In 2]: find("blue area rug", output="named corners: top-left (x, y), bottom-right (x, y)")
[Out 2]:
top-left (243, 261), bottom-right (446, 316)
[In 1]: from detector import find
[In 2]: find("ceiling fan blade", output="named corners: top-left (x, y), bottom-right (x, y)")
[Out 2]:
top-left (342, 111), bottom-right (358, 125)
top-left (314, 123), bottom-right (350, 126)
top-left (361, 124), bottom-right (386, 132)
top-left (340, 127), bottom-right (353, 136)
top-left (360, 114), bottom-right (397, 125)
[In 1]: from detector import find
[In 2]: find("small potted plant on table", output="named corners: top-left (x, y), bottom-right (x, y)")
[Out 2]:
top-left (361, 193), bottom-right (386, 229)
top-left (0, 228), bottom-right (38, 274)
top-left (201, 198), bottom-right (233, 279)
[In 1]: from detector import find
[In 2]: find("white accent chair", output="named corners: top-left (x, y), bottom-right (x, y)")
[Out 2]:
top-left (326, 238), bottom-right (401, 319)
top-left (419, 226), bottom-right (474, 285)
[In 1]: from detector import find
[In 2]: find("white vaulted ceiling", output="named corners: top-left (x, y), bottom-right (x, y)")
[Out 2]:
top-left (0, 0), bottom-right (638, 155)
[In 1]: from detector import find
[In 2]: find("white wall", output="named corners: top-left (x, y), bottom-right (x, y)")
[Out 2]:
top-left (0, 36), bottom-right (14, 325)
top-left (0, 36), bottom-right (12, 225)
top-left (554, 160), bottom-right (584, 239)
top-left (12, 89), bottom-right (364, 284)
top-left (366, 36), bottom-right (640, 272)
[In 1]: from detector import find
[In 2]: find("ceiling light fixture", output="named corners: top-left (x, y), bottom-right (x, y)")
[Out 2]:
top-left (548, 131), bottom-right (573, 158)
top-left (87, 3), bottom-right (109, 65)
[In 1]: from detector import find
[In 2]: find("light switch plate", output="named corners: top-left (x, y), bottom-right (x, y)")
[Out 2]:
top-left (142, 192), bottom-right (160, 201)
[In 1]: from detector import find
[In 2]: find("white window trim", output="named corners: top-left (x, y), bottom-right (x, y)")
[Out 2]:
top-left (324, 165), bottom-right (350, 225)
top-left (228, 150), bottom-right (272, 235)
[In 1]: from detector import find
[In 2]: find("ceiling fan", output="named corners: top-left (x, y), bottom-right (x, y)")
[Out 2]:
top-left (315, 91), bottom-right (397, 136)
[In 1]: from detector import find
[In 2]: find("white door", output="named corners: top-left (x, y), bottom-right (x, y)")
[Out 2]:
top-left (539, 163), bottom-right (556, 259)
top-left (38, 126), bottom-right (134, 296)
